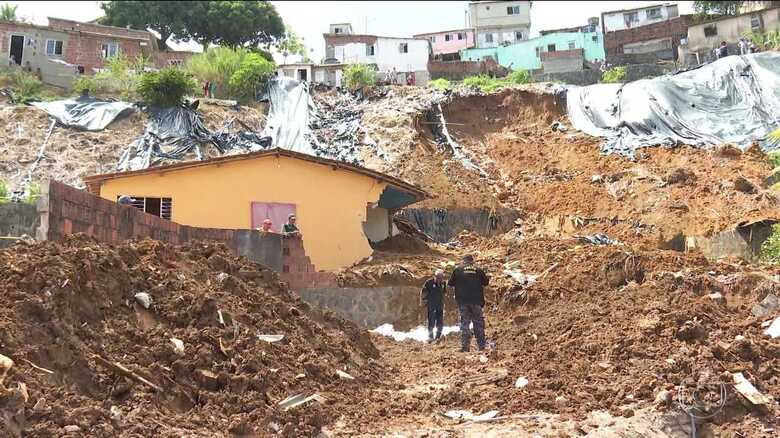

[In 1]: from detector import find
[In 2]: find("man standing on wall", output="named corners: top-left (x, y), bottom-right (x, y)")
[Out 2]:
top-left (448, 254), bottom-right (490, 352)
top-left (420, 269), bottom-right (447, 342)
top-left (283, 214), bottom-right (302, 238)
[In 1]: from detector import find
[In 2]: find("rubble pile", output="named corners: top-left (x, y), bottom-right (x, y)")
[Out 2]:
top-left (0, 235), bottom-right (381, 437)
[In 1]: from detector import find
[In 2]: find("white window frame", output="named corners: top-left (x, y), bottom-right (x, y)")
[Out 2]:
top-left (430, 35), bottom-right (436, 43)
top-left (507, 5), bottom-right (520, 15)
top-left (45, 39), bottom-right (63, 56)
top-left (101, 41), bottom-right (119, 58)
top-left (458, 32), bottom-right (465, 41)
top-left (624, 12), bottom-right (639, 24)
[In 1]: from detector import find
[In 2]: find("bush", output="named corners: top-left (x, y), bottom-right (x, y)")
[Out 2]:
top-left (186, 47), bottom-right (246, 98)
top-left (768, 149), bottom-right (780, 169)
top-left (505, 70), bottom-right (532, 84)
top-left (601, 66), bottom-right (626, 83)
top-left (0, 179), bottom-right (7, 203)
top-left (228, 53), bottom-right (275, 100)
top-left (429, 78), bottom-right (451, 91)
top-left (137, 68), bottom-right (196, 107)
top-left (344, 64), bottom-right (376, 91)
top-left (743, 29), bottom-right (780, 50)
top-left (463, 75), bottom-right (504, 93)
top-left (72, 76), bottom-right (100, 96)
top-left (5, 69), bottom-right (43, 103)
top-left (761, 224), bottom-right (780, 264)
top-left (24, 181), bottom-right (40, 205)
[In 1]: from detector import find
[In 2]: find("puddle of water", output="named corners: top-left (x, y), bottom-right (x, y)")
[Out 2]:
top-left (371, 324), bottom-right (460, 342)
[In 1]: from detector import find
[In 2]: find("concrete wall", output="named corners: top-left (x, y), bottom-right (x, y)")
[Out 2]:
top-left (461, 32), bottom-right (605, 71)
top-left (299, 286), bottom-right (458, 330)
top-left (0, 203), bottom-right (39, 249)
top-left (415, 29), bottom-right (474, 55)
top-left (470, 0), bottom-right (531, 48)
top-left (541, 49), bottom-right (584, 73)
top-left (603, 4), bottom-right (679, 32)
top-left (686, 7), bottom-right (780, 53)
top-left (398, 207), bottom-right (520, 243)
top-left (0, 22), bottom-right (77, 87)
top-left (94, 155), bottom-right (389, 271)
top-left (603, 15), bottom-right (689, 64)
top-left (327, 35), bottom-right (430, 73)
top-left (277, 64), bottom-right (313, 82)
top-left (427, 60), bottom-right (483, 80)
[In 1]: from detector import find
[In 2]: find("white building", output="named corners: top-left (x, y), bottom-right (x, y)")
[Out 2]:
top-left (322, 23), bottom-right (431, 85)
top-left (468, 1), bottom-right (532, 48)
top-left (276, 63), bottom-right (313, 82)
top-left (601, 3), bottom-right (680, 33)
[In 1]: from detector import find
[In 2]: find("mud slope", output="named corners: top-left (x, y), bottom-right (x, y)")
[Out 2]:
top-left (439, 89), bottom-right (780, 243)
top-left (0, 235), bottom-right (381, 437)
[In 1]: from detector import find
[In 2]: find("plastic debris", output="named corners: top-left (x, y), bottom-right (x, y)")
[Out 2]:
top-left (278, 393), bottom-right (326, 411)
top-left (752, 293), bottom-right (779, 317)
top-left (575, 234), bottom-right (618, 246)
top-left (257, 334), bottom-right (284, 343)
top-left (32, 97), bottom-right (135, 131)
top-left (567, 53), bottom-right (780, 157)
top-left (371, 324), bottom-right (459, 342)
top-left (133, 292), bottom-right (152, 309)
top-left (515, 377), bottom-right (529, 388)
top-left (170, 338), bottom-right (185, 355)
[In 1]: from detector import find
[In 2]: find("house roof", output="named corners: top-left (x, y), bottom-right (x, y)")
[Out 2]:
top-left (46, 17), bottom-right (153, 41)
top-left (324, 33), bottom-right (430, 41)
top-left (414, 28), bottom-right (473, 37)
top-left (601, 2), bottom-right (674, 16)
top-left (83, 148), bottom-right (431, 203)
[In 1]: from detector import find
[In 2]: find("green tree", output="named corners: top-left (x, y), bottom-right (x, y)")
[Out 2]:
top-left (228, 53), bottom-right (275, 100)
top-left (99, 1), bottom-right (194, 50)
top-left (278, 31), bottom-right (306, 64)
top-left (189, 1), bottom-right (285, 50)
top-left (0, 3), bottom-right (18, 21)
top-left (137, 68), bottom-right (196, 107)
top-left (693, 1), bottom-right (744, 16)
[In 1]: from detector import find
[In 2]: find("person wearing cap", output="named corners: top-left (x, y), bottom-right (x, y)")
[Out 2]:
top-left (448, 254), bottom-right (490, 352)
top-left (421, 269), bottom-right (447, 342)
top-left (283, 214), bottom-right (301, 237)
top-left (117, 195), bottom-right (134, 206)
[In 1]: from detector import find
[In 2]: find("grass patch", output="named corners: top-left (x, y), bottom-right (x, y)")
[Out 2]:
top-left (344, 64), bottom-right (376, 91)
top-left (601, 66), bottom-right (626, 83)
top-left (760, 224), bottom-right (780, 264)
top-left (463, 75), bottom-right (505, 93)
top-left (429, 78), bottom-right (451, 91)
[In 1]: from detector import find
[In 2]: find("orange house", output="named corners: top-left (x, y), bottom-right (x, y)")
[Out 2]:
top-left (84, 149), bottom-right (428, 271)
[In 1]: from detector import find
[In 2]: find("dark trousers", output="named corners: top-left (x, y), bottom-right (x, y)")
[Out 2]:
top-left (427, 305), bottom-right (443, 339)
top-left (459, 304), bottom-right (486, 350)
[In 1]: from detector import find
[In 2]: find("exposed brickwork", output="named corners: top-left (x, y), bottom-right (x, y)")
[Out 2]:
top-left (427, 57), bottom-right (501, 80)
top-left (63, 34), bottom-right (147, 74)
top-left (39, 181), bottom-right (336, 289)
top-left (47, 18), bottom-right (151, 40)
top-left (603, 16), bottom-right (690, 61)
top-left (280, 236), bottom-right (337, 290)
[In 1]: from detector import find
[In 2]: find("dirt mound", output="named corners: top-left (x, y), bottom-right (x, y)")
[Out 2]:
top-left (370, 234), bottom-right (432, 254)
top-left (0, 235), bottom-right (381, 437)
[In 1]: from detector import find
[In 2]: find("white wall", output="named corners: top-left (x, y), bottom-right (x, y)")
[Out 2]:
top-left (362, 206), bottom-right (390, 243)
top-left (470, 1), bottom-right (531, 28)
top-left (603, 4), bottom-right (678, 32)
top-left (332, 38), bottom-right (429, 73)
top-left (477, 25), bottom-right (530, 48)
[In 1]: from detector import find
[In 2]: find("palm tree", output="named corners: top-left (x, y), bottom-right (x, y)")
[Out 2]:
top-left (0, 4), bottom-right (18, 22)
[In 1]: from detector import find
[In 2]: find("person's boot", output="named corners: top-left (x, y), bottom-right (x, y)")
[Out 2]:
top-left (427, 330), bottom-right (434, 343)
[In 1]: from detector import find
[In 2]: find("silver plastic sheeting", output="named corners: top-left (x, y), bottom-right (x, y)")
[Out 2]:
top-left (261, 76), bottom-right (317, 155)
top-left (31, 97), bottom-right (135, 131)
top-left (567, 52), bottom-right (780, 157)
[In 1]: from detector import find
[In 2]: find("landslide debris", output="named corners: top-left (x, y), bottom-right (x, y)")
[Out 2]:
top-left (0, 235), bottom-right (381, 437)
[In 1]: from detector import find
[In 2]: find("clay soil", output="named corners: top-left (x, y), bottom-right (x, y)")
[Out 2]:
top-left (0, 235), bottom-right (383, 437)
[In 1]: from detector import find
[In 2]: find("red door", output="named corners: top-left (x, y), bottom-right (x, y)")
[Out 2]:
top-left (251, 202), bottom-right (296, 232)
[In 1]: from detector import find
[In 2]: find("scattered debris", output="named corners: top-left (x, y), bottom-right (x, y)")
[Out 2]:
top-left (732, 372), bottom-right (771, 406)
top-left (515, 377), bottom-right (529, 389)
top-left (134, 292), bottom-right (152, 309)
top-left (92, 354), bottom-right (162, 393)
top-left (0, 353), bottom-right (13, 386)
top-left (257, 334), bottom-right (284, 343)
top-left (336, 370), bottom-right (355, 380)
top-left (752, 294), bottom-right (779, 317)
top-left (575, 234), bottom-right (618, 246)
top-left (442, 410), bottom-right (499, 422)
top-left (278, 393), bottom-right (326, 411)
top-left (169, 338), bottom-right (185, 355)
top-left (765, 317), bottom-right (780, 338)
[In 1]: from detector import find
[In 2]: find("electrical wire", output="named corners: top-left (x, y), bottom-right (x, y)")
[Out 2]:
top-left (677, 383), bottom-right (728, 438)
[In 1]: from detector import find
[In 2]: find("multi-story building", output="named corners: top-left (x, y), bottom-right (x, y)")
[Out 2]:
top-left (413, 29), bottom-right (475, 61)
top-left (468, 1), bottom-right (532, 48)
top-left (322, 22), bottom-right (431, 85)
top-left (600, 3), bottom-right (690, 64)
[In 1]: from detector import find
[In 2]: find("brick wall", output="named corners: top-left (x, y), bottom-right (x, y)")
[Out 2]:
top-left (427, 60), bottom-right (481, 80)
top-left (540, 48), bottom-right (584, 60)
top-left (47, 18), bottom-right (151, 40)
top-left (63, 33), bottom-right (146, 74)
top-left (604, 16), bottom-right (690, 63)
top-left (37, 181), bottom-right (335, 289)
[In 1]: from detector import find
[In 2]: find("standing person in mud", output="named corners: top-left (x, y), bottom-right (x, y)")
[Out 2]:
top-left (420, 269), bottom-right (447, 342)
top-left (448, 254), bottom-right (489, 352)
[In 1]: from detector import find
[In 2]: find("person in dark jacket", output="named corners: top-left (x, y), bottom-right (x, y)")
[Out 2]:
top-left (717, 41), bottom-right (729, 59)
top-left (421, 269), bottom-right (447, 342)
top-left (448, 254), bottom-right (489, 352)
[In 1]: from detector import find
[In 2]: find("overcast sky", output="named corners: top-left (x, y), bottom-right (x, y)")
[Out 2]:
top-left (7, 1), bottom-right (695, 62)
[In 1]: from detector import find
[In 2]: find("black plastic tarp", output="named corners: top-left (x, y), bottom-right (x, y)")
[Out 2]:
top-left (31, 97), bottom-right (135, 131)
top-left (567, 52), bottom-right (780, 157)
top-left (117, 103), bottom-right (271, 171)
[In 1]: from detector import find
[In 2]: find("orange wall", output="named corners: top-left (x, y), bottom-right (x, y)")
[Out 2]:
top-left (97, 155), bottom-right (388, 271)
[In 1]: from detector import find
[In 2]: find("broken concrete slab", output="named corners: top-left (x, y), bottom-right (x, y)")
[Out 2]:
top-left (733, 372), bottom-right (771, 405)
top-left (752, 294), bottom-right (779, 317)
top-left (765, 317), bottom-right (780, 338)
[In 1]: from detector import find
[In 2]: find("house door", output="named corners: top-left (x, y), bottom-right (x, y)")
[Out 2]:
top-left (9, 35), bottom-right (24, 65)
top-left (298, 69), bottom-right (307, 81)
top-left (251, 202), bottom-right (296, 233)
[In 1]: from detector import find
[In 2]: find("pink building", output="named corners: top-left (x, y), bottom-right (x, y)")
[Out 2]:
top-left (413, 29), bottom-right (474, 60)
